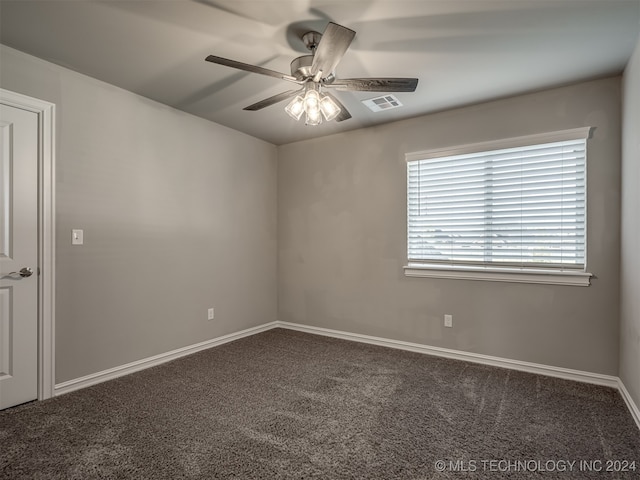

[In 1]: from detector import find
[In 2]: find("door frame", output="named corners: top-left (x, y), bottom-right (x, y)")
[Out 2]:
top-left (1, 88), bottom-right (55, 401)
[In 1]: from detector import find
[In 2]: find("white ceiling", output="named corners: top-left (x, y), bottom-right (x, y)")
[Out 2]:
top-left (1, 0), bottom-right (639, 145)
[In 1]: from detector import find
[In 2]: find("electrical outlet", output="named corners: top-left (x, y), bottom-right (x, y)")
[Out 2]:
top-left (444, 314), bottom-right (453, 328)
top-left (207, 308), bottom-right (214, 321)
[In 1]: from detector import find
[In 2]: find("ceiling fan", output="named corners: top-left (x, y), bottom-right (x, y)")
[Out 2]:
top-left (205, 22), bottom-right (419, 125)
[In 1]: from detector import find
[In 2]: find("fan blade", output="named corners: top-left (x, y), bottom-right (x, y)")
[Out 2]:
top-left (205, 55), bottom-right (301, 84)
top-left (310, 22), bottom-right (356, 79)
top-left (323, 92), bottom-right (352, 122)
top-left (243, 90), bottom-right (302, 111)
top-left (327, 78), bottom-right (419, 92)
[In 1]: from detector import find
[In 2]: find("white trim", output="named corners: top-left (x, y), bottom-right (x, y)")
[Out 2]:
top-left (0, 89), bottom-right (55, 401)
top-left (618, 379), bottom-right (640, 431)
top-left (404, 264), bottom-right (592, 286)
top-left (405, 126), bottom-right (593, 162)
top-left (54, 322), bottom-right (279, 396)
top-left (276, 321), bottom-right (618, 388)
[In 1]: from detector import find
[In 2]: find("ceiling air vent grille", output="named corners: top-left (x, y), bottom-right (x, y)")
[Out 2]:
top-left (362, 94), bottom-right (403, 112)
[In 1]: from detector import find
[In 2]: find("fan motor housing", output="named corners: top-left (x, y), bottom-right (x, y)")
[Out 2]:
top-left (290, 55), bottom-right (336, 84)
top-left (290, 55), bottom-right (313, 80)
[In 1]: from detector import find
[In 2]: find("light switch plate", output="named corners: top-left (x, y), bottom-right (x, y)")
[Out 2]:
top-left (72, 229), bottom-right (83, 245)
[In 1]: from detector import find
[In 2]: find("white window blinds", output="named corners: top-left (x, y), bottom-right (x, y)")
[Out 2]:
top-left (407, 131), bottom-right (589, 270)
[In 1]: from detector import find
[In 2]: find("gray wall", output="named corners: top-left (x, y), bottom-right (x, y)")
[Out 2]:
top-left (278, 77), bottom-right (622, 375)
top-left (621, 36), bottom-right (640, 409)
top-left (0, 45), bottom-right (278, 384)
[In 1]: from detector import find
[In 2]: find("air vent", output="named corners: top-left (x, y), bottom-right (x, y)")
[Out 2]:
top-left (362, 94), bottom-right (403, 112)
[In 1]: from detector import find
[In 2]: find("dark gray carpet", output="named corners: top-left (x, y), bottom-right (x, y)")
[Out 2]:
top-left (1, 328), bottom-right (639, 479)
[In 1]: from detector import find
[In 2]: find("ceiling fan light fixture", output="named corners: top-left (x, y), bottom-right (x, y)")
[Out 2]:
top-left (286, 83), bottom-right (341, 125)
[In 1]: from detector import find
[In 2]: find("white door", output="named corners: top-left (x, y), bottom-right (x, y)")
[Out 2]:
top-left (0, 103), bottom-right (39, 409)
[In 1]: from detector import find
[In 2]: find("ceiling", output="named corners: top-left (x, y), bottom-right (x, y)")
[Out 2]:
top-left (1, 0), bottom-right (639, 146)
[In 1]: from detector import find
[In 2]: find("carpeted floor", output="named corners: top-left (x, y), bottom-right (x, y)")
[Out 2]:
top-left (1, 328), bottom-right (639, 479)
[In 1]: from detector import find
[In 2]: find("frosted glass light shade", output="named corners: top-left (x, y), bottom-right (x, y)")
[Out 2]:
top-left (305, 108), bottom-right (322, 125)
top-left (320, 95), bottom-right (340, 121)
top-left (285, 95), bottom-right (305, 120)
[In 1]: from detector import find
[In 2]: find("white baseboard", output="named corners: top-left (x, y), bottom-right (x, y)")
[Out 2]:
top-left (54, 322), bottom-right (279, 396)
top-left (618, 379), bottom-right (640, 431)
top-left (275, 321), bottom-right (619, 388)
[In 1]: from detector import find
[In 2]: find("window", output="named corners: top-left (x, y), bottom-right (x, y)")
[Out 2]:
top-left (405, 128), bottom-right (593, 286)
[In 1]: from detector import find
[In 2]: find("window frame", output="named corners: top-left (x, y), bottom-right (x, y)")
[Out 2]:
top-left (404, 127), bottom-right (593, 286)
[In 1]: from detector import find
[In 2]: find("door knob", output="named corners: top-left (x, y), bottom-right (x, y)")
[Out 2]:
top-left (8, 267), bottom-right (34, 278)
top-left (18, 267), bottom-right (33, 277)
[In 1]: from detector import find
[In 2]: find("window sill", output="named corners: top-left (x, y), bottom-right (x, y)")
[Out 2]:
top-left (403, 264), bottom-right (592, 286)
